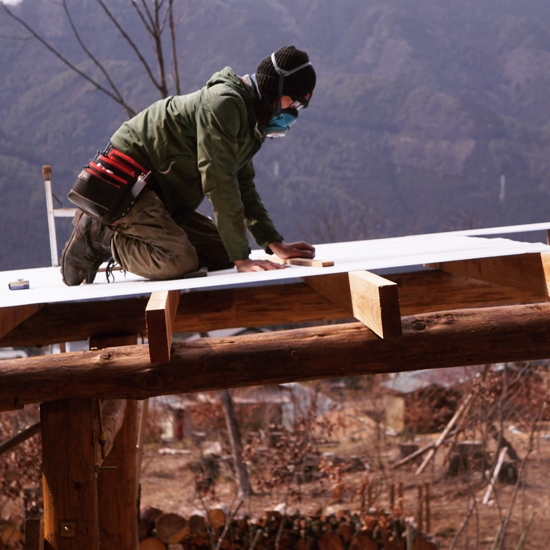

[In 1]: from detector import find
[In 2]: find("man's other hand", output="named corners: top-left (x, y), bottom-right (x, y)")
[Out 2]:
top-left (268, 241), bottom-right (315, 260)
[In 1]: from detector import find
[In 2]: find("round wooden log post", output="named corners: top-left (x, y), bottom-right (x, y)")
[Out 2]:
top-left (41, 399), bottom-right (99, 550)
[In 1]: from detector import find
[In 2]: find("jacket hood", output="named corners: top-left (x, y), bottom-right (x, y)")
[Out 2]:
top-left (206, 66), bottom-right (264, 142)
top-left (206, 66), bottom-right (247, 96)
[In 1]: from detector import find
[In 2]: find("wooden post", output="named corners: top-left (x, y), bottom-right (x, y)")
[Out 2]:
top-left (303, 270), bottom-right (402, 338)
top-left (145, 290), bottom-right (180, 363)
top-left (41, 399), bottom-right (99, 550)
top-left (42, 165), bottom-right (58, 267)
top-left (92, 334), bottom-right (140, 550)
top-left (417, 484), bottom-right (423, 533)
top-left (96, 400), bottom-right (140, 550)
top-left (424, 482), bottom-right (431, 533)
top-left (24, 518), bottom-right (44, 550)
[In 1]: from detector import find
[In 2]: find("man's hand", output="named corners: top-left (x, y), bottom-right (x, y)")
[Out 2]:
top-left (268, 241), bottom-right (315, 260)
top-left (234, 258), bottom-right (286, 272)
top-left (233, 242), bottom-right (315, 272)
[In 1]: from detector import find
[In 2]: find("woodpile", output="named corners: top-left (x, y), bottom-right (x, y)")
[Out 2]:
top-left (447, 441), bottom-right (488, 476)
top-left (404, 386), bottom-right (462, 434)
top-left (138, 505), bottom-right (439, 550)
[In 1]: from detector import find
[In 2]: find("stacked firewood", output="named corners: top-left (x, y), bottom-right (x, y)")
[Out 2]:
top-left (139, 505), bottom-right (439, 550)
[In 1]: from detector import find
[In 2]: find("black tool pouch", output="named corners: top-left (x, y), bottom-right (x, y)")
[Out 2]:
top-left (67, 146), bottom-right (150, 225)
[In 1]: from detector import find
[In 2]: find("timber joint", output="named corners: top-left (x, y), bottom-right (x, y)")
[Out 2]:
top-left (135, 370), bottom-right (164, 391)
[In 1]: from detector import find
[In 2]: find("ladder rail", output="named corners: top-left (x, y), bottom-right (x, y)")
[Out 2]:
top-left (42, 165), bottom-right (76, 267)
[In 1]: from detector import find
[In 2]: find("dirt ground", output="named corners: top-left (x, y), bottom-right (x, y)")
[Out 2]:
top-left (139, 394), bottom-right (550, 550)
top-left (1, 378), bottom-right (548, 549)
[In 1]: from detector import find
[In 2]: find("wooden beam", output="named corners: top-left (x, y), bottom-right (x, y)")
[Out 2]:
top-left (304, 271), bottom-right (402, 338)
top-left (90, 334), bottom-right (139, 350)
top-left (146, 290), bottom-right (181, 363)
top-left (0, 297), bottom-right (148, 348)
top-left (0, 284), bottom-right (345, 347)
top-left (2, 270), bottom-right (550, 348)
top-left (41, 399), bottom-right (99, 550)
top-left (387, 270), bottom-right (550, 313)
top-left (427, 252), bottom-right (550, 296)
top-left (0, 304), bottom-right (41, 339)
top-left (4, 302), bottom-right (550, 406)
top-left (175, 282), bottom-right (350, 333)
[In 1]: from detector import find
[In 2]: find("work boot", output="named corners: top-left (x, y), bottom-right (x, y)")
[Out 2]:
top-left (60, 210), bottom-right (114, 286)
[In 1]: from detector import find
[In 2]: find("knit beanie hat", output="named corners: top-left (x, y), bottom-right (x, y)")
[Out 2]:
top-left (256, 46), bottom-right (316, 103)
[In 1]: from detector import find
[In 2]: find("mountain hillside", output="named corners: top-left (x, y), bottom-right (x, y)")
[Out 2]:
top-left (2, 0), bottom-right (550, 269)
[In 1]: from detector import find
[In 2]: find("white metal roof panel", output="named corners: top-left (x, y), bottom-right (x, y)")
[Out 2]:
top-left (1, 233), bottom-right (549, 309)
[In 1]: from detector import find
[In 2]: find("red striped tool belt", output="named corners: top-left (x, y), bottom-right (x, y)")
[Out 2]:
top-left (67, 144), bottom-right (151, 225)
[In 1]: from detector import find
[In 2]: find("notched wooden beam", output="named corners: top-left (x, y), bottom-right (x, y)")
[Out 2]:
top-left (303, 270), bottom-right (402, 338)
top-left (4, 270), bottom-right (548, 349)
top-left (145, 290), bottom-right (181, 363)
top-left (0, 397), bottom-right (23, 413)
top-left (426, 252), bottom-right (550, 297)
top-left (0, 304), bottom-right (42, 339)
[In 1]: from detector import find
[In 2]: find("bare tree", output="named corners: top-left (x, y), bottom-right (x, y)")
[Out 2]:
top-left (197, 333), bottom-right (251, 499)
top-left (2, 0), bottom-right (256, 503)
top-left (219, 389), bottom-right (252, 499)
top-left (1, 0), bottom-right (190, 116)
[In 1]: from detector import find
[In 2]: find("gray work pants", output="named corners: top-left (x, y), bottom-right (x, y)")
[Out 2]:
top-left (111, 189), bottom-right (233, 280)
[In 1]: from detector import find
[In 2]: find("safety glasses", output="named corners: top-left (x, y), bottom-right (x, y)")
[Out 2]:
top-left (271, 52), bottom-right (312, 114)
top-left (289, 92), bottom-right (312, 111)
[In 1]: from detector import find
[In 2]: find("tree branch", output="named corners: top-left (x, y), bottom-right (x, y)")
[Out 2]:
top-left (1, 2), bottom-right (136, 117)
top-left (62, 0), bottom-right (132, 115)
top-left (169, 0), bottom-right (181, 95)
top-left (96, 0), bottom-right (163, 94)
top-left (135, 0), bottom-right (156, 34)
top-left (151, 0), bottom-right (168, 97)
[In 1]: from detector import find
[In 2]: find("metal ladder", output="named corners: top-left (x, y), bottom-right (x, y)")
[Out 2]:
top-left (42, 165), bottom-right (76, 267)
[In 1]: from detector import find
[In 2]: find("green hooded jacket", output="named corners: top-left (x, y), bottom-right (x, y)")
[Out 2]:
top-left (110, 67), bottom-right (284, 261)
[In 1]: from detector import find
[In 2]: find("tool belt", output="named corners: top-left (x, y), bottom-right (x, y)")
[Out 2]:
top-left (67, 144), bottom-right (150, 225)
